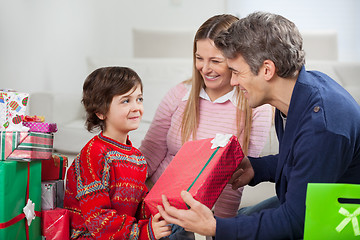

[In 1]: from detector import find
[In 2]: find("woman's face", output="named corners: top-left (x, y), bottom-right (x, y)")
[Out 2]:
top-left (195, 38), bottom-right (233, 100)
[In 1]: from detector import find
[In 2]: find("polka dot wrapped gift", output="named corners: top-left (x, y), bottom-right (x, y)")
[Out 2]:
top-left (144, 134), bottom-right (244, 215)
top-left (22, 122), bottom-right (58, 133)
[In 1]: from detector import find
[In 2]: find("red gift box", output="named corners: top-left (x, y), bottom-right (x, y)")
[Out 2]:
top-left (41, 208), bottom-right (69, 240)
top-left (144, 134), bottom-right (244, 215)
top-left (42, 153), bottom-right (68, 181)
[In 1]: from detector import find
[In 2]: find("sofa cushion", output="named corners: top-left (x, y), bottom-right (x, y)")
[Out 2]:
top-left (305, 61), bottom-right (342, 85)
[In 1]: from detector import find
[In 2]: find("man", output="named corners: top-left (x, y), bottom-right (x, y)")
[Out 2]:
top-left (157, 12), bottom-right (360, 239)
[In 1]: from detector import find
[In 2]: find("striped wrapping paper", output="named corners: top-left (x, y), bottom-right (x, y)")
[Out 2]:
top-left (0, 131), bottom-right (53, 161)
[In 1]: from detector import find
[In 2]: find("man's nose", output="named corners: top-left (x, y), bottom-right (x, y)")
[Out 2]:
top-left (230, 76), bottom-right (239, 86)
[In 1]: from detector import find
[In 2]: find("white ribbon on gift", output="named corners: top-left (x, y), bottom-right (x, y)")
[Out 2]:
top-left (335, 206), bottom-right (360, 236)
top-left (23, 199), bottom-right (36, 226)
top-left (210, 133), bottom-right (232, 149)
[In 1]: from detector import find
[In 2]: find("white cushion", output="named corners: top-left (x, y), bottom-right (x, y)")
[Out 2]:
top-left (132, 28), bottom-right (195, 58)
top-left (302, 31), bottom-right (338, 61)
top-left (333, 62), bottom-right (360, 85)
top-left (305, 61), bottom-right (342, 85)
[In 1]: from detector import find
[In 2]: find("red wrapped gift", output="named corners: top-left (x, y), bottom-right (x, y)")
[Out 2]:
top-left (41, 153), bottom-right (68, 181)
top-left (41, 208), bottom-right (69, 240)
top-left (144, 134), bottom-right (244, 215)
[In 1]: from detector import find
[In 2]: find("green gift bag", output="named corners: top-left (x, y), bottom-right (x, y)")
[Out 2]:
top-left (304, 183), bottom-right (360, 239)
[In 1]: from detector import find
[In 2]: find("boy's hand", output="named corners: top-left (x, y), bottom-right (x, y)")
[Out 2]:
top-left (152, 212), bottom-right (171, 239)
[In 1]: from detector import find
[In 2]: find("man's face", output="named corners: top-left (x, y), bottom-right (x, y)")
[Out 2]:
top-left (227, 55), bottom-right (268, 108)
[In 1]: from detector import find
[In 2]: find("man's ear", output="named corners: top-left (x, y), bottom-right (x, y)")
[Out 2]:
top-left (262, 60), bottom-right (276, 81)
top-left (96, 113), bottom-right (105, 120)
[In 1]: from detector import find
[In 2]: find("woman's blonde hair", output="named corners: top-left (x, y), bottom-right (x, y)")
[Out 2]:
top-left (180, 14), bottom-right (252, 155)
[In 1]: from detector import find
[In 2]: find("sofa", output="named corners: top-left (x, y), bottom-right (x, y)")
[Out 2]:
top-left (29, 58), bottom-right (360, 156)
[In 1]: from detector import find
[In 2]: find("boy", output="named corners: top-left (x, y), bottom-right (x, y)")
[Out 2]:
top-left (64, 67), bottom-right (171, 239)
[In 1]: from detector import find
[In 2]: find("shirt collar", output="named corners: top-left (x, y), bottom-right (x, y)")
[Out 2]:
top-left (182, 84), bottom-right (237, 106)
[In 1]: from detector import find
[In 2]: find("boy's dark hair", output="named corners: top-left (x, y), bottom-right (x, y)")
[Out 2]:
top-left (82, 66), bottom-right (143, 132)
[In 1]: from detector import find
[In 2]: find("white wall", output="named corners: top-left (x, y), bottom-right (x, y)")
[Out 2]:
top-left (227, 0), bottom-right (360, 62)
top-left (0, 0), bottom-right (225, 94)
top-left (1, 0), bottom-right (359, 96)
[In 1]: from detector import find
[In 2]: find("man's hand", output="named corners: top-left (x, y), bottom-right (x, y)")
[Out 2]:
top-left (157, 191), bottom-right (216, 236)
top-left (229, 156), bottom-right (254, 190)
top-left (151, 213), bottom-right (171, 239)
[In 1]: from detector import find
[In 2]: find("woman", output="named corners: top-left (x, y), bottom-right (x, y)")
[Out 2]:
top-left (140, 14), bottom-right (273, 218)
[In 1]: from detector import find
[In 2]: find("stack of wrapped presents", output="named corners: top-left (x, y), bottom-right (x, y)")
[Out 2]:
top-left (0, 90), bottom-right (69, 240)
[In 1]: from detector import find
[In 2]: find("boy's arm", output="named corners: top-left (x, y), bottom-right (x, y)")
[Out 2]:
top-left (78, 188), bottom-right (156, 240)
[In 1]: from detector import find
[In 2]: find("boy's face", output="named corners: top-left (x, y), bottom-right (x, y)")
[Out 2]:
top-left (101, 84), bottom-right (143, 143)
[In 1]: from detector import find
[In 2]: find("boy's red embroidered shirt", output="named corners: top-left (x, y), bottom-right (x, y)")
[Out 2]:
top-left (64, 133), bottom-right (155, 239)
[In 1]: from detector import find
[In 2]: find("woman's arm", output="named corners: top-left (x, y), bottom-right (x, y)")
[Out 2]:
top-left (247, 104), bottom-right (274, 157)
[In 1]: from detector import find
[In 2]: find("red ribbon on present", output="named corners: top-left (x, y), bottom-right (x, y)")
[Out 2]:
top-left (0, 162), bottom-right (41, 240)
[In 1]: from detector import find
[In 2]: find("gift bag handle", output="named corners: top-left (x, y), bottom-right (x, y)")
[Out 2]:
top-left (338, 198), bottom-right (360, 204)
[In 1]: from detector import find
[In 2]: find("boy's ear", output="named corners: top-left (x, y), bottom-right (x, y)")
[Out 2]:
top-left (96, 112), bottom-right (105, 120)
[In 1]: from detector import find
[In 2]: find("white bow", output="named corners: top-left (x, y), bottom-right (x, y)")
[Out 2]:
top-left (210, 134), bottom-right (232, 149)
top-left (335, 206), bottom-right (360, 236)
top-left (23, 199), bottom-right (36, 226)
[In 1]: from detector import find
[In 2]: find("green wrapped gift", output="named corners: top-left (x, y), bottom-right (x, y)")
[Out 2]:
top-left (304, 183), bottom-right (360, 240)
top-left (0, 161), bottom-right (42, 240)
